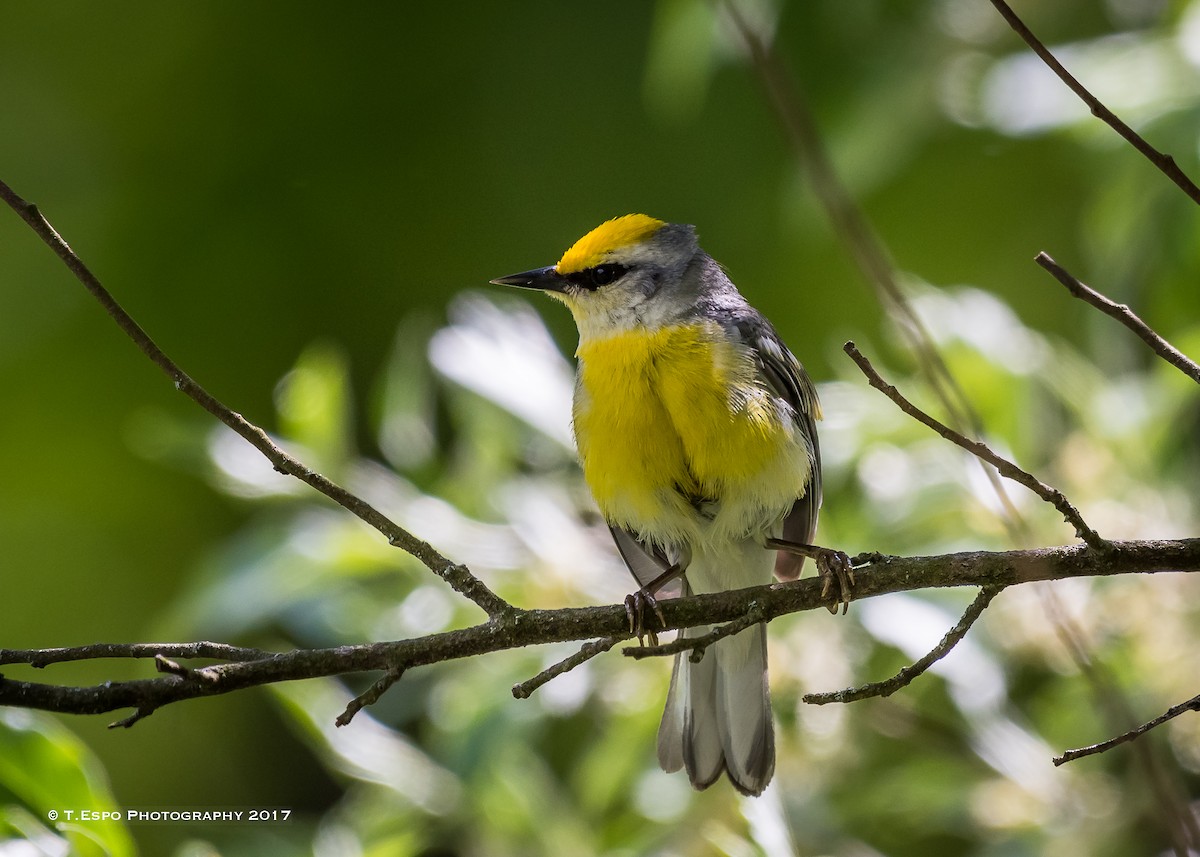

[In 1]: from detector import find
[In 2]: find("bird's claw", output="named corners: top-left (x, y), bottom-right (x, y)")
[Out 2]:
top-left (815, 548), bottom-right (856, 615)
top-left (767, 538), bottom-right (858, 615)
top-left (624, 588), bottom-right (665, 646)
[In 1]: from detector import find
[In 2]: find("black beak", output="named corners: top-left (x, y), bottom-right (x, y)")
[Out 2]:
top-left (489, 265), bottom-right (567, 293)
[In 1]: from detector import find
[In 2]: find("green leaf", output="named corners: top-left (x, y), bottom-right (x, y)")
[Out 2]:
top-left (0, 710), bottom-right (136, 857)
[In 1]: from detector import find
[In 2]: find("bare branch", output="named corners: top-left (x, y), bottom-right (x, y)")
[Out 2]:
top-left (804, 586), bottom-right (1002, 705)
top-left (337, 667), bottom-right (405, 727)
top-left (512, 637), bottom-right (620, 700)
top-left (1037, 252), bottom-right (1200, 385)
top-left (988, 0), bottom-right (1200, 206)
top-left (844, 341), bottom-right (1108, 550)
top-left (0, 178), bottom-right (510, 620)
top-left (1, 539), bottom-right (1197, 723)
top-left (1055, 692), bottom-right (1200, 766)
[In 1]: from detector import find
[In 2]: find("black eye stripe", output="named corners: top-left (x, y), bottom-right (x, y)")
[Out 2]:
top-left (567, 263), bottom-right (631, 290)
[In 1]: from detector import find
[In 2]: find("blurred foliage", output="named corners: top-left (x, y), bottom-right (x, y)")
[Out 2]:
top-left (0, 711), bottom-right (135, 857)
top-left (3, 0), bottom-right (1200, 855)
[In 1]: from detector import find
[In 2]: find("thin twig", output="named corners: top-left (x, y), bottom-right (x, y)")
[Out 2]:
top-left (1056, 692), bottom-right (1200, 766)
top-left (989, 0), bottom-right (1200, 206)
top-left (1041, 587), bottom-right (1200, 852)
top-left (0, 178), bottom-right (510, 620)
top-left (512, 637), bottom-right (621, 699)
top-left (110, 708), bottom-right (156, 729)
top-left (623, 606), bottom-right (765, 662)
top-left (336, 667), bottom-right (405, 726)
top-left (804, 586), bottom-right (1002, 704)
top-left (844, 341), bottom-right (1108, 550)
top-left (1037, 252), bottom-right (1200, 385)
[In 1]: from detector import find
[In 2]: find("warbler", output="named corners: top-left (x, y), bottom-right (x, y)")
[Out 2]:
top-left (492, 214), bottom-right (830, 797)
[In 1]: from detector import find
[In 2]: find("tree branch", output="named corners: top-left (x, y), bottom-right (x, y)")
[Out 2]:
top-left (0, 178), bottom-right (510, 620)
top-left (1036, 252), bottom-right (1200, 385)
top-left (988, 0), bottom-right (1200, 206)
top-left (511, 637), bottom-right (620, 700)
top-left (1, 539), bottom-right (1196, 723)
top-left (1055, 691), bottom-right (1200, 766)
top-left (337, 667), bottom-right (405, 727)
top-left (804, 585), bottom-right (1002, 704)
top-left (844, 341), bottom-right (1108, 549)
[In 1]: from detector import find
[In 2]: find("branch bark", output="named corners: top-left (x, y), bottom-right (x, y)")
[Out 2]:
top-left (1036, 252), bottom-right (1200, 386)
top-left (1, 539), bottom-right (1196, 724)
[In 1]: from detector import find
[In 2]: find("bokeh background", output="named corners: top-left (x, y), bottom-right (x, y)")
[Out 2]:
top-left (2, 1), bottom-right (1200, 855)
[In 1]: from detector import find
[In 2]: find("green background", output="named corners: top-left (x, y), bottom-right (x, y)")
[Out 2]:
top-left (2, 1), bottom-right (1199, 855)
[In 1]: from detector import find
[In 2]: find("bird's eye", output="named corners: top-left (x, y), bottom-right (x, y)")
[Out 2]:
top-left (589, 264), bottom-right (628, 287)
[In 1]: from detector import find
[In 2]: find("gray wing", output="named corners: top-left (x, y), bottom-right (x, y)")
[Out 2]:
top-left (741, 321), bottom-right (822, 580)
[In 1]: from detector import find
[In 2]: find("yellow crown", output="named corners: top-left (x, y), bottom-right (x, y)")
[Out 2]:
top-left (555, 214), bottom-right (666, 275)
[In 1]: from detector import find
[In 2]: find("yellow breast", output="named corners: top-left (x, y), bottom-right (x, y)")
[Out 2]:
top-left (572, 322), bottom-right (806, 544)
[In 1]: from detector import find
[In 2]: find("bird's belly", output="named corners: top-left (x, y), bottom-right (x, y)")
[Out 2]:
top-left (572, 324), bottom-right (809, 547)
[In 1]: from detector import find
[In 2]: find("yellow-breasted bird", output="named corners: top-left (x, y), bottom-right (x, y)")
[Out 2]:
top-left (492, 214), bottom-right (833, 796)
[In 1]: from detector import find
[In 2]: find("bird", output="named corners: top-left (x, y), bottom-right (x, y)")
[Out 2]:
top-left (491, 214), bottom-right (839, 797)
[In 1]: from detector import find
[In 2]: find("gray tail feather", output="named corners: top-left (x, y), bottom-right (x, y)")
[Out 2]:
top-left (657, 622), bottom-right (774, 796)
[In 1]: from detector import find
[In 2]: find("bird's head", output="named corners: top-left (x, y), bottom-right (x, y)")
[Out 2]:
top-left (490, 214), bottom-right (702, 339)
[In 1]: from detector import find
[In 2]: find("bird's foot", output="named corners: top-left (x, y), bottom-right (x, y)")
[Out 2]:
top-left (767, 539), bottom-right (857, 615)
top-left (815, 547), bottom-right (856, 615)
top-left (623, 562), bottom-right (683, 645)
top-left (624, 588), bottom-right (665, 646)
